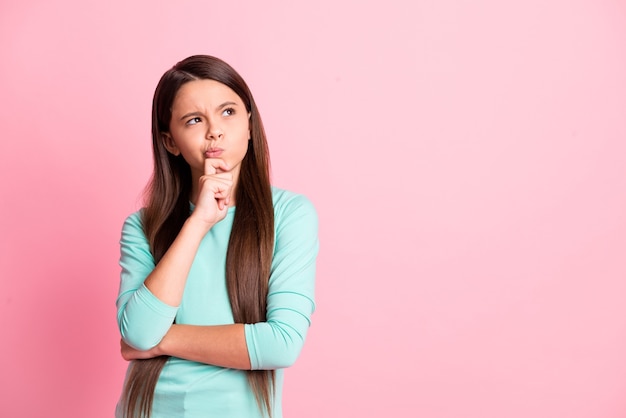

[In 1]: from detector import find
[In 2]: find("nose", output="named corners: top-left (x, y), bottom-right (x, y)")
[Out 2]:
top-left (206, 124), bottom-right (223, 140)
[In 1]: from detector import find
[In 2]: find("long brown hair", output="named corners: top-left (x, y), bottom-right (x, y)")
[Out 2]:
top-left (121, 55), bottom-right (275, 417)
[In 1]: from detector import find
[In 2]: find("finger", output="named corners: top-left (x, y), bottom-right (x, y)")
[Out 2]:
top-left (209, 172), bottom-right (233, 181)
top-left (215, 191), bottom-right (230, 210)
top-left (200, 178), bottom-right (232, 197)
top-left (204, 158), bottom-right (230, 175)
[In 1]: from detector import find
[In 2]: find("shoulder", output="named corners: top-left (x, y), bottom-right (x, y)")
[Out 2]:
top-left (122, 209), bottom-right (144, 229)
top-left (121, 209), bottom-right (147, 239)
top-left (270, 188), bottom-right (319, 269)
top-left (271, 187), bottom-right (318, 221)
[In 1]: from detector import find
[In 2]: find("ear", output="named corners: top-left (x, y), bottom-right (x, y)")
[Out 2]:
top-left (162, 133), bottom-right (180, 156)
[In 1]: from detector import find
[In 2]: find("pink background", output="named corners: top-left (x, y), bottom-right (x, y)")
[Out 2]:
top-left (1, 1), bottom-right (625, 417)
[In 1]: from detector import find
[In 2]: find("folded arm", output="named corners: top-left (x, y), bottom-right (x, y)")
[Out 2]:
top-left (123, 289), bottom-right (315, 370)
top-left (118, 193), bottom-right (319, 369)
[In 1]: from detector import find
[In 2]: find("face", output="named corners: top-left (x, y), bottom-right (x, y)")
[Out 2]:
top-left (164, 79), bottom-right (250, 182)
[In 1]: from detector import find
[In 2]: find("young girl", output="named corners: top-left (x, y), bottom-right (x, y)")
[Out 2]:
top-left (115, 55), bottom-right (318, 418)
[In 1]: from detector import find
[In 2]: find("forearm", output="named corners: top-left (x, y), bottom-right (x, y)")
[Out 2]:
top-left (158, 323), bottom-right (252, 370)
top-left (143, 217), bottom-right (211, 306)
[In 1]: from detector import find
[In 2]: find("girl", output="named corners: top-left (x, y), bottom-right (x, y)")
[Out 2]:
top-left (115, 55), bottom-right (318, 418)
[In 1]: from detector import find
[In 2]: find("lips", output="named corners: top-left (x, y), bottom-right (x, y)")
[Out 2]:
top-left (205, 148), bottom-right (223, 158)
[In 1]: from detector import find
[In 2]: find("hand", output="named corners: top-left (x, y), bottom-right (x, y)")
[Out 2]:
top-left (120, 339), bottom-right (162, 361)
top-left (192, 158), bottom-right (233, 227)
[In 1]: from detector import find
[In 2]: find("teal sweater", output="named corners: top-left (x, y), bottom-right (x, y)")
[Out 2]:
top-left (115, 188), bottom-right (319, 417)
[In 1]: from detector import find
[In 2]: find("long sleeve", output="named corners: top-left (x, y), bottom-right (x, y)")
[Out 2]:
top-left (116, 212), bottom-right (178, 350)
top-left (245, 193), bottom-right (319, 370)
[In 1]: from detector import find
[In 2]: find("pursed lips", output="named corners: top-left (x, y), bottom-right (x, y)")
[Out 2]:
top-left (205, 148), bottom-right (223, 158)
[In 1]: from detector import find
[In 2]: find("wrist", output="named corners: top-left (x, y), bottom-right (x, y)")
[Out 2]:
top-left (184, 215), bottom-right (215, 234)
top-left (157, 324), bottom-right (177, 356)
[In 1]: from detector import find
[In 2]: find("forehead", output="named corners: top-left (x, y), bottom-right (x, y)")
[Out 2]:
top-left (172, 79), bottom-right (244, 111)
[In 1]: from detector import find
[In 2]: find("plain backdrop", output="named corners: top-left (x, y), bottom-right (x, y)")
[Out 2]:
top-left (1, 1), bottom-right (625, 417)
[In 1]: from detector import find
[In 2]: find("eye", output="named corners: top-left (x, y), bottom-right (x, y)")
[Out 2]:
top-left (222, 108), bottom-right (235, 117)
top-left (186, 117), bottom-right (202, 126)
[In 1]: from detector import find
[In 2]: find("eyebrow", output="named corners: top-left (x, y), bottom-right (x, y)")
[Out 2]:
top-left (179, 101), bottom-right (240, 121)
top-left (179, 111), bottom-right (202, 121)
top-left (217, 101), bottom-right (238, 110)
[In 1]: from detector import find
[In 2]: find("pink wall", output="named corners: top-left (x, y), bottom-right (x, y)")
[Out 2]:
top-left (1, 0), bottom-right (625, 416)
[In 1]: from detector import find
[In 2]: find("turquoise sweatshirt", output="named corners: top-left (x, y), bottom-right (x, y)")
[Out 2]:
top-left (115, 188), bottom-right (318, 417)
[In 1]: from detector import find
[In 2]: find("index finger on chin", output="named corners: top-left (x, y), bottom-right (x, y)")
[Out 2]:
top-left (204, 158), bottom-right (229, 175)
